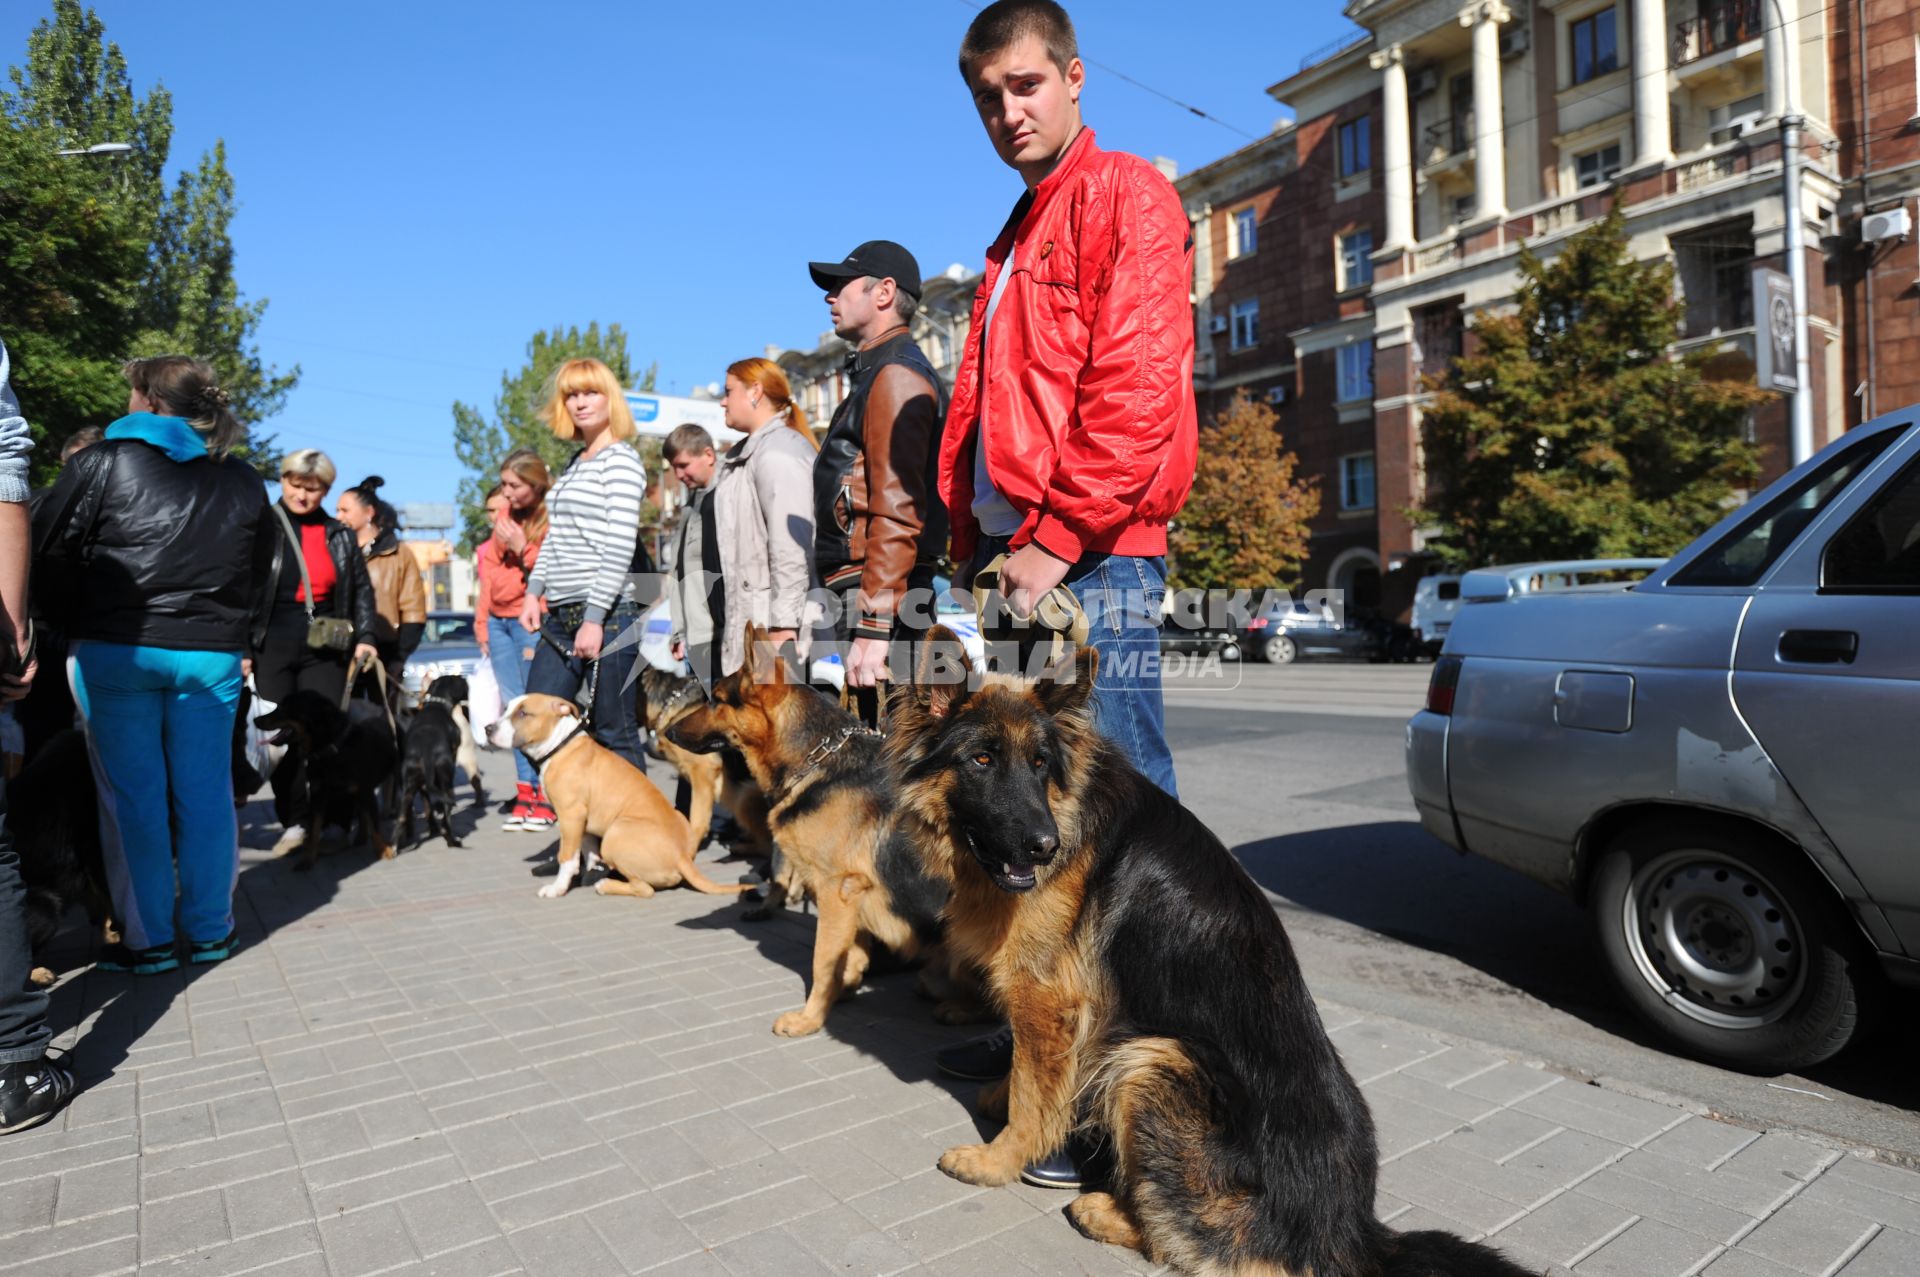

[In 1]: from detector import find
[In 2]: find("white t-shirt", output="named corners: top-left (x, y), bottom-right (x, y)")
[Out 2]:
top-left (970, 261), bottom-right (1024, 539)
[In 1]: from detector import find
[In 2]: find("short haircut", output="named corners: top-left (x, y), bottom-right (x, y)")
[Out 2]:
top-left (281, 447), bottom-right (337, 489)
top-left (890, 285), bottom-right (919, 326)
top-left (958, 0), bottom-right (1078, 81)
top-left (60, 426), bottom-right (104, 462)
top-left (543, 358), bottom-right (638, 444)
top-left (664, 423), bottom-right (715, 461)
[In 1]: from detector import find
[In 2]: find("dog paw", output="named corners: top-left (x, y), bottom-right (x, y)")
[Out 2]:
top-left (28, 966), bottom-right (55, 987)
top-left (937, 1142), bottom-right (1018, 1186)
top-left (536, 882), bottom-right (567, 899)
top-left (446, 838), bottom-right (463, 849)
top-left (771, 1010), bottom-right (823, 1038)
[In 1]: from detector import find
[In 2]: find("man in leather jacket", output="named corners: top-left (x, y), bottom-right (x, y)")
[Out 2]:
top-left (806, 240), bottom-right (948, 701)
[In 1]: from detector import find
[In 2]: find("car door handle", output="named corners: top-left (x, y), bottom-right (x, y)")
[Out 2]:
top-left (1777, 629), bottom-right (1858, 664)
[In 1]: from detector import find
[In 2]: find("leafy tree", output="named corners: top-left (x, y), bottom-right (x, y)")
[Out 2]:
top-left (1, 0), bottom-right (294, 476)
top-left (1168, 391), bottom-right (1319, 591)
top-left (1414, 203), bottom-right (1766, 567)
top-left (451, 323), bottom-right (660, 550)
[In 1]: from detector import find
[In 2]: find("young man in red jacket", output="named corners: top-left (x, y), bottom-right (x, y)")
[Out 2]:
top-left (933, 0), bottom-right (1200, 1187)
top-left (939, 0), bottom-right (1197, 793)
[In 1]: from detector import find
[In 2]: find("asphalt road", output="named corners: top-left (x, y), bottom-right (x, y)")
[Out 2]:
top-left (1166, 660), bottom-right (1920, 1164)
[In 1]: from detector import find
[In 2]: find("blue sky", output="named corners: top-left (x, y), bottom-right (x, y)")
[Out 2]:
top-left (6, 1), bottom-right (1360, 516)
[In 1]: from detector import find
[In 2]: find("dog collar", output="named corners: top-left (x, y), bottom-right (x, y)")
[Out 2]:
top-left (422, 693), bottom-right (461, 713)
top-left (657, 681), bottom-right (704, 719)
top-left (524, 718), bottom-right (589, 768)
top-left (802, 723), bottom-right (878, 769)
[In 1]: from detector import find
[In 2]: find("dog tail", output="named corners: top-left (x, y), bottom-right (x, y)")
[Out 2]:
top-left (674, 819), bottom-right (750, 895)
top-left (1372, 1223), bottom-right (1537, 1276)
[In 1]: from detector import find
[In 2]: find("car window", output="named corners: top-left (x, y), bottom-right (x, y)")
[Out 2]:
top-left (1671, 430), bottom-right (1899, 587)
top-left (1823, 454), bottom-right (1920, 592)
top-left (424, 615), bottom-right (475, 644)
top-left (1437, 581), bottom-right (1460, 601)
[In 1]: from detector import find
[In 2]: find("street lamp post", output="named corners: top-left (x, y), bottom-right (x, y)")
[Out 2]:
top-left (54, 141), bottom-right (132, 158)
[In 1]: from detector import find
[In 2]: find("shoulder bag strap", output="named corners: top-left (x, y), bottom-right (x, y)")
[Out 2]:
top-left (270, 503), bottom-right (318, 622)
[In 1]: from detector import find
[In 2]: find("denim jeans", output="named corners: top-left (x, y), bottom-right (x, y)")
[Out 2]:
top-left (526, 602), bottom-right (646, 774)
top-left (69, 641), bottom-right (246, 950)
top-left (0, 775), bottom-right (50, 1062)
top-left (486, 615), bottom-right (538, 785)
top-left (975, 540), bottom-right (1178, 798)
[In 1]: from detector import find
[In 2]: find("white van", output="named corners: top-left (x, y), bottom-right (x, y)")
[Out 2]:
top-left (1410, 574), bottom-right (1462, 658)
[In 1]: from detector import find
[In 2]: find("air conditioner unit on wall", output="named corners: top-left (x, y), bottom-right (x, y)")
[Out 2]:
top-left (1862, 207), bottom-right (1913, 244)
top-left (1209, 314), bottom-right (1229, 334)
top-left (1710, 112), bottom-right (1763, 145)
top-left (1411, 67), bottom-right (1439, 98)
top-left (1499, 27), bottom-right (1529, 60)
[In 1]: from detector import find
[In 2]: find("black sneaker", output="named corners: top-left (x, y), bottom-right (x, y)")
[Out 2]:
top-left (936, 1025), bottom-right (1014, 1081)
top-left (95, 942), bottom-right (180, 975)
top-left (529, 859), bottom-right (559, 878)
top-left (0, 1055), bottom-right (77, 1136)
top-left (1020, 1144), bottom-right (1082, 1190)
top-left (187, 929), bottom-right (239, 965)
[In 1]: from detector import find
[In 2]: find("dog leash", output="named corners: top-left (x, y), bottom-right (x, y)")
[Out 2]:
top-left (339, 654), bottom-right (398, 739)
top-left (535, 625), bottom-right (601, 728)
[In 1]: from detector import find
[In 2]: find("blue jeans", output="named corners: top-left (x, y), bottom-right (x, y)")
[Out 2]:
top-left (526, 603), bottom-right (646, 774)
top-left (486, 614), bottom-right (538, 785)
top-left (975, 541), bottom-right (1178, 798)
top-left (68, 642), bottom-right (245, 951)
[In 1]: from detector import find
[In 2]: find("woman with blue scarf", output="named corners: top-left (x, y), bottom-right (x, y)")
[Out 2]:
top-left (32, 356), bottom-right (274, 974)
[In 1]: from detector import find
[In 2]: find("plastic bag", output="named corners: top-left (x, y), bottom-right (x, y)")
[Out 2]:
top-left (243, 681), bottom-right (281, 783)
top-left (469, 658), bottom-right (503, 748)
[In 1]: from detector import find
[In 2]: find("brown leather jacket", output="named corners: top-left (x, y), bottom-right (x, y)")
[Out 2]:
top-left (363, 530), bottom-right (428, 651)
top-left (812, 329), bottom-right (948, 639)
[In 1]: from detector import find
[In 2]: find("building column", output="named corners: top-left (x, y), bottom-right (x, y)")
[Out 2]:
top-left (1370, 43), bottom-right (1416, 250)
top-left (1631, 0), bottom-right (1671, 165)
top-left (1461, 1), bottom-right (1512, 223)
top-left (1762, 0), bottom-right (1801, 121)
top-left (1190, 203), bottom-right (1216, 381)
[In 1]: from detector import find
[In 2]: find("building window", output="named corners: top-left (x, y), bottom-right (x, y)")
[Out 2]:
top-left (1341, 453), bottom-right (1377, 510)
top-left (1570, 8), bottom-right (1619, 85)
top-left (1575, 143), bottom-right (1622, 188)
top-left (1337, 342), bottom-right (1374, 403)
top-left (1673, 220), bottom-right (1755, 338)
top-left (1230, 299), bottom-right (1260, 351)
top-left (1229, 205), bottom-right (1258, 258)
top-left (1339, 230), bottom-right (1374, 290)
top-left (1450, 193), bottom-right (1476, 226)
top-left (1338, 116), bottom-right (1371, 178)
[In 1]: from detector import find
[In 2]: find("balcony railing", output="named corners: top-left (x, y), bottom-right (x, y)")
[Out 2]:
top-left (1673, 0), bottom-right (1762, 66)
top-left (1298, 28), bottom-right (1372, 71)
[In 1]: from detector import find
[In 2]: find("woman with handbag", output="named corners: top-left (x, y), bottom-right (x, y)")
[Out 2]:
top-left (518, 359), bottom-right (650, 797)
top-left (251, 448), bottom-right (378, 857)
top-left (337, 475), bottom-right (427, 693)
top-left (30, 356), bottom-right (277, 973)
top-left (476, 449), bottom-right (551, 830)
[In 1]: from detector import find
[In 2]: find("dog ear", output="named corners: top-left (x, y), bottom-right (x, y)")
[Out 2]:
top-left (744, 621), bottom-right (787, 690)
top-left (908, 625), bottom-right (974, 720)
top-left (1036, 642), bottom-right (1098, 719)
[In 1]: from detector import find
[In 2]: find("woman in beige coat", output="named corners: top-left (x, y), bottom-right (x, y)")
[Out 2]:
top-left (713, 357), bottom-right (817, 676)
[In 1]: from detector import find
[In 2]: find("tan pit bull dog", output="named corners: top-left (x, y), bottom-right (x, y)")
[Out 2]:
top-left (489, 693), bottom-right (751, 902)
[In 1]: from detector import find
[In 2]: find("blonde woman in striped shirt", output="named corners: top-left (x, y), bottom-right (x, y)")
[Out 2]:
top-left (518, 359), bottom-right (651, 783)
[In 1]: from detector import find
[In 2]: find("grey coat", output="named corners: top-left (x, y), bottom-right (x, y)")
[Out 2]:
top-left (713, 417), bottom-right (817, 675)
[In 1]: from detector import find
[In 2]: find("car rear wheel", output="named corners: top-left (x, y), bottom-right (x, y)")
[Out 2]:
top-left (1262, 634), bottom-right (1297, 665)
top-left (1592, 819), bottom-right (1870, 1073)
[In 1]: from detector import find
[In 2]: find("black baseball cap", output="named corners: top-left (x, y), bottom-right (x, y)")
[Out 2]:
top-left (808, 240), bottom-right (924, 300)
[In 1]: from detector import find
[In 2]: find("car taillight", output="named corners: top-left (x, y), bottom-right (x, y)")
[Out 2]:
top-left (1245, 617), bottom-right (1269, 630)
top-left (1426, 656), bottom-right (1463, 715)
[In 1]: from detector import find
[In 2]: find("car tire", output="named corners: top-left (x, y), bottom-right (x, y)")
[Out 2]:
top-left (1591, 819), bottom-right (1872, 1073)
top-left (1262, 634), bottom-right (1297, 665)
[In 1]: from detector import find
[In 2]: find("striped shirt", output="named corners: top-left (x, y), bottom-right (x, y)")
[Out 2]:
top-left (526, 440), bottom-right (646, 622)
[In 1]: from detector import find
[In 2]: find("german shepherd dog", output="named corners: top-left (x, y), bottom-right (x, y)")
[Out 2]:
top-left (666, 623), bottom-right (982, 1037)
top-left (639, 664), bottom-right (770, 861)
top-left (890, 629), bottom-right (1533, 1276)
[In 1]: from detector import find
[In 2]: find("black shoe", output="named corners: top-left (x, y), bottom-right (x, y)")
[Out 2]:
top-left (1019, 1145), bottom-right (1081, 1190)
top-left (936, 1025), bottom-right (1013, 1081)
top-left (95, 942), bottom-right (180, 975)
top-left (529, 859), bottom-right (559, 878)
top-left (0, 1054), bottom-right (77, 1136)
top-left (187, 929), bottom-right (239, 965)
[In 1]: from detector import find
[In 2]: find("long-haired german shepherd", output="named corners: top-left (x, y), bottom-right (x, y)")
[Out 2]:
top-left (666, 623), bottom-right (982, 1037)
top-left (639, 664), bottom-right (771, 861)
top-left (889, 628), bottom-right (1533, 1276)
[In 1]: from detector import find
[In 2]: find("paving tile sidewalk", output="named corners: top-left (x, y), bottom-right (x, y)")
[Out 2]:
top-left (5, 759), bottom-right (1918, 1277)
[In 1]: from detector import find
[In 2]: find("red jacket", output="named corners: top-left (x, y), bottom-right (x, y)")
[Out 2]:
top-left (939, 128), bottom-right (1199, 566)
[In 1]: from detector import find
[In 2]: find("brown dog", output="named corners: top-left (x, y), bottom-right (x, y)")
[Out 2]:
top-left (639, 665), bottom-right (771, 860)
top-left (490, 693), bottom-right (749, 902)
top-left (666, 623), bottom-right (982, 1036)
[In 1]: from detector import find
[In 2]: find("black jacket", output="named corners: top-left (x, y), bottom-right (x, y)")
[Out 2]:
top-left (254, 505), bottom-right (378, 654)
top-left (32, 438), bottom-right (275, 654)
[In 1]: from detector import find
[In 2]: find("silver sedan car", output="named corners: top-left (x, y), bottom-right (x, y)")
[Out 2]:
top-left (1407, 407), bottom-right (1920, 1072)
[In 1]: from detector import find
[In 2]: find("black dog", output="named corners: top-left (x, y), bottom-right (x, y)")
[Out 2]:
top-left (396, 676), bottom-right (472, 850)
top-left (254, 691), bottom-right (397, 869)
top-left (12, 730), bottom-right (112, 984)
top-left (421, 674), bottom-right (484, 807)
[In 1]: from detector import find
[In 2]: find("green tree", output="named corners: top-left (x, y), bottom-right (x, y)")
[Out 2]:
top-left (451, 324), bottom-right (659, 550)
top-left (1168, 391), bottom-right (1319, 591)
top-left (1414, 204), bottom-right (1766, 566)
top-left (2, 0), bottom-right (294, 475)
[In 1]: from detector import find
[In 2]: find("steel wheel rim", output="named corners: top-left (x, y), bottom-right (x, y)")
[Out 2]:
top-left (1620, 849), bottom-right (1805, 1029)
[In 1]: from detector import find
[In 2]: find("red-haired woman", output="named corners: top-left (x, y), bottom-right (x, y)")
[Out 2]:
top-left (477, 448), bottom-right (550, 829)
top-left (713, 358), bottom-right (818, 677)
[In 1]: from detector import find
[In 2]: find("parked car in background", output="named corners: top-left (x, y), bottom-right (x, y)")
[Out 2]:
top-left (1411, 574), bottom-right (1461, 658)
top-left (1238, 598), bottom-right (1415, 665)
top-left (1407, 408), bottom-right (1920, 1072)
top-left (402, 611), bottom-right (483, 696)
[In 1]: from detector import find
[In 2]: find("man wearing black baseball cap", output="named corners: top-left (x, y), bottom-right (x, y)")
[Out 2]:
top-left (806, 241), bottom-right (947, 716)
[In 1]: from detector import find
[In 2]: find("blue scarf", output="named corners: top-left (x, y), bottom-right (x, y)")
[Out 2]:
top-left (105, 412), bottom-right (208, 462)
